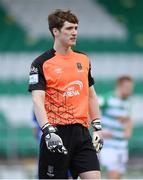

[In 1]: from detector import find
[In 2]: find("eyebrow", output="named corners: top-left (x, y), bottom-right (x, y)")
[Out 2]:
top-left (65, 24), bottom-right (78, 29)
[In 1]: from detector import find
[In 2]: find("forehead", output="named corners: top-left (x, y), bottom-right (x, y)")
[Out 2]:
top-left (62, 21), bottom-right (78, 28)
top-left (120, 80), bottom-right (133, 87)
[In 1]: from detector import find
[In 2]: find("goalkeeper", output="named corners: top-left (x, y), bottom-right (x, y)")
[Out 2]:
top-left (28, 9), bottom-right (103, 179)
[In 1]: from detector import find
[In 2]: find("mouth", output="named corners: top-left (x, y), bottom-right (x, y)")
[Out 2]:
top-left (70, 37), bottom-right (77, 41)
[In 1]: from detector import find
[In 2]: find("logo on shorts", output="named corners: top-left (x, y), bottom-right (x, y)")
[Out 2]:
top-left (47, 165), bottom-right (54, 177)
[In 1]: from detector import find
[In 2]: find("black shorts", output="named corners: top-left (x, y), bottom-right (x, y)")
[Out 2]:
top-left (38, 123), bottom-right (100, 179)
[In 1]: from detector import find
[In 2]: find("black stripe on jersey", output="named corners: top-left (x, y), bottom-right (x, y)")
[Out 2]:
top-left (88, 62), bottom-right (94, 87)
top-left (73, 49), bottom-right (87, 56)
top-left (28, 49), bottom-right (56, 92)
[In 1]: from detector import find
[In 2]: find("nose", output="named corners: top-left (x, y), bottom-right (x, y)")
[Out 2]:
top-left (72, 28), bottom-right (77, 35)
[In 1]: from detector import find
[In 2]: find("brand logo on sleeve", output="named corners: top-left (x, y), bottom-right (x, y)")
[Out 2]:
top-left (30, 66), bottom-right (38, 73)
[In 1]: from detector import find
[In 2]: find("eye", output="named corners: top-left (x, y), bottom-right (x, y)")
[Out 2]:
top-left (65, 25), bottom-right (78, 31)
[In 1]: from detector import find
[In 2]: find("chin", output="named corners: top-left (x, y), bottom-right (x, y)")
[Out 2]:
top-left (122, 95), bottom-right (129, 99)
top-left (69, 40), bottom-right (76, 46)
top-left (71, 42), bottom-right (76, 46)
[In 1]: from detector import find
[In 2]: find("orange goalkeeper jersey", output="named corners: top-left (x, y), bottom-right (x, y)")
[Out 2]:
top-left (28, 49), bottom-right (94, 128)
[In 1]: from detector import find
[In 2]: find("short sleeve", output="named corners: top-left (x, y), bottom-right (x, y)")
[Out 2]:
top-left (28, 60), bottom-right (46, 92)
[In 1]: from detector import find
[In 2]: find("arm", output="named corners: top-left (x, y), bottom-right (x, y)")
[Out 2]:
top-left (32, 90), bottom-right (48, 128)
top-left (88, 85), bottom-right (101, 121)
top-left (124, 118), bottom-right (132, 139)
top-left (89, 86), bottom-right (103, 153)
top-left (89, 86), bottom-right (102, 131)
top-left (32, 89), bottom-right (67, 154)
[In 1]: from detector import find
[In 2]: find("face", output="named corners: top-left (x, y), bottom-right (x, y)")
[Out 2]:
top-left (117, 80), bottom-right (133, 99)
top-left (54, 21), bottom-right (78, 47)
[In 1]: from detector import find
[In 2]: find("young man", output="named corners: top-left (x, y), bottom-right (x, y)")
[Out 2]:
top-left (99, 76), bottom-right (133, 179)
top-left (28, 9), bottom-right (103, 179)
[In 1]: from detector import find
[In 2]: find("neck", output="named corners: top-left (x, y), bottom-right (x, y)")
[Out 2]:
top-left (53, 41), bottom-right (72, 55)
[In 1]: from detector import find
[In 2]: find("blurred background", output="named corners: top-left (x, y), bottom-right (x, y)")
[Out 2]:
top-left (0, 0), bottom-right (143, 179)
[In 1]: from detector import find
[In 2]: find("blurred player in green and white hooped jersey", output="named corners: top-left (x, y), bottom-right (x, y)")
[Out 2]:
top-left (99, 75), bottom-right (134, 179)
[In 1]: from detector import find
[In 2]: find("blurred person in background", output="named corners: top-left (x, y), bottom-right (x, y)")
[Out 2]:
top-left (99, 75), bottom-right (134, 179)
top-left (28, 9), bottom-right (103, 179)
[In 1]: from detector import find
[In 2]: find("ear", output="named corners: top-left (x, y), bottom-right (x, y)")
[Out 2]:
top-left (52, 28), bottom-right (59, 37)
